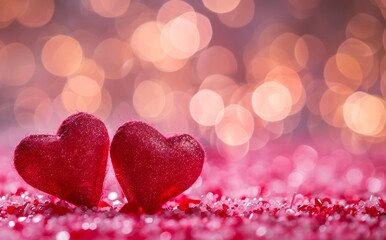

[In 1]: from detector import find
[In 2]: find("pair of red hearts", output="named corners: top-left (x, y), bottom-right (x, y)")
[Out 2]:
top-left (14, 112), bottom-right (204, 214)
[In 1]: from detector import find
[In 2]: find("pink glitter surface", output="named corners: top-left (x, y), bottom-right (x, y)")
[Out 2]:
top-left (1, 140), bottom-right (386, 239)
top-left (0, 0), bottom-right (386, 239)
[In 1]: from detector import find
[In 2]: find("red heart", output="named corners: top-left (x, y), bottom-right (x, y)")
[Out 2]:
top-left (110, 121), bottom-right (205, 214)
top-left (14, 112), bottom-right (109, 207)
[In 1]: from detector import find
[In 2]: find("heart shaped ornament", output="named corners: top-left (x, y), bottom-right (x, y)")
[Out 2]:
top-left (110, 122), bottom-right (205, 214)
top-left (14, 112), bottom-right (109, 207)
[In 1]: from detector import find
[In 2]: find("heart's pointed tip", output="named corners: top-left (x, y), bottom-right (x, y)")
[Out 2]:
top-left (140, 203), bottom-right (162, 215)
top-left (119, 201), bottom-right (143, 215)
top-left (66, 195), bottom-right (100, 209)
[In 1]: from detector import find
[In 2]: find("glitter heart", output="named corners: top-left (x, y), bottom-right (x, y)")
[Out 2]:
top-left (14, 112), bottom-right (109, 207)
top-left (110, 121), bottom-right (205, 214)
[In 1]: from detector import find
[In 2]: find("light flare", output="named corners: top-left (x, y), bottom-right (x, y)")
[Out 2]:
top-left (42, 35), bottom-right (83, 77)
top-left (252, 82), bottom-right (293, 122)
top-left (215, 104), bottom-right (254, 146)
top-left (343, 92), bottom-right (386, 136)
top-left (190, 89), bottom-right (224, 126)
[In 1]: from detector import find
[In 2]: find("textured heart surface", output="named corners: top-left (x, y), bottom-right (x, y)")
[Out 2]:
top-left (14, 112), bottom-right (109, 207)
top-left (110, 121), bottom-right (205, 214)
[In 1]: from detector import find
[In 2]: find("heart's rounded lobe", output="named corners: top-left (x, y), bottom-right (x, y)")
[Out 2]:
top-left (14, 112), bottom-right (109, 207)
top-left (110, 121), bottom-right (205, 214)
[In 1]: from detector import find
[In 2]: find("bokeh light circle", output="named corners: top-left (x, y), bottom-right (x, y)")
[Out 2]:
top-left (319, 89), bottom-right (348, 128)
top-left (215, 104), bottom-right (254, 146)
top-left (0, 43), bottom-right (35, 86)
top-left (196, 45), bottom-right (237, 80)
top-left (93, 38), bottom-right (133, 80)
top-left (90, 0), bottom-right (130, 18)
top-left (42, 35), bottom-right (83, 77)
top-left (343, 92), bottom-right (386, 136)
top-left (133, 81), bottom-right (170, 120)
top-left (14, 87), bottom-right (53, 130)
top-left (217, 0), bottom-right (254, 28)
top-left (157, 0), bottom-right (194, 24)
top-left (190, 89), bottom-right (224, 126)
top-left (67, 75), bottom-right (101, 97)
top-left (160, 14), bottom-right (200, 59)
top-left (264, 66), bottom-right (305, 115)
top-left (252, 81), bottom-right (293, 122)
top-left (17, 0), bottom-right (55, 28)
top-left (61, 84), bottom-right (102, 114)
top-left (131, 21), bottom-right (165, 62)
top-left (202, 0), bottom-right (241, 14)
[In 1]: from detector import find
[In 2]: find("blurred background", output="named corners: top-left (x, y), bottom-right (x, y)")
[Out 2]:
top-left (0, 0), bottom-right (386, 198)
